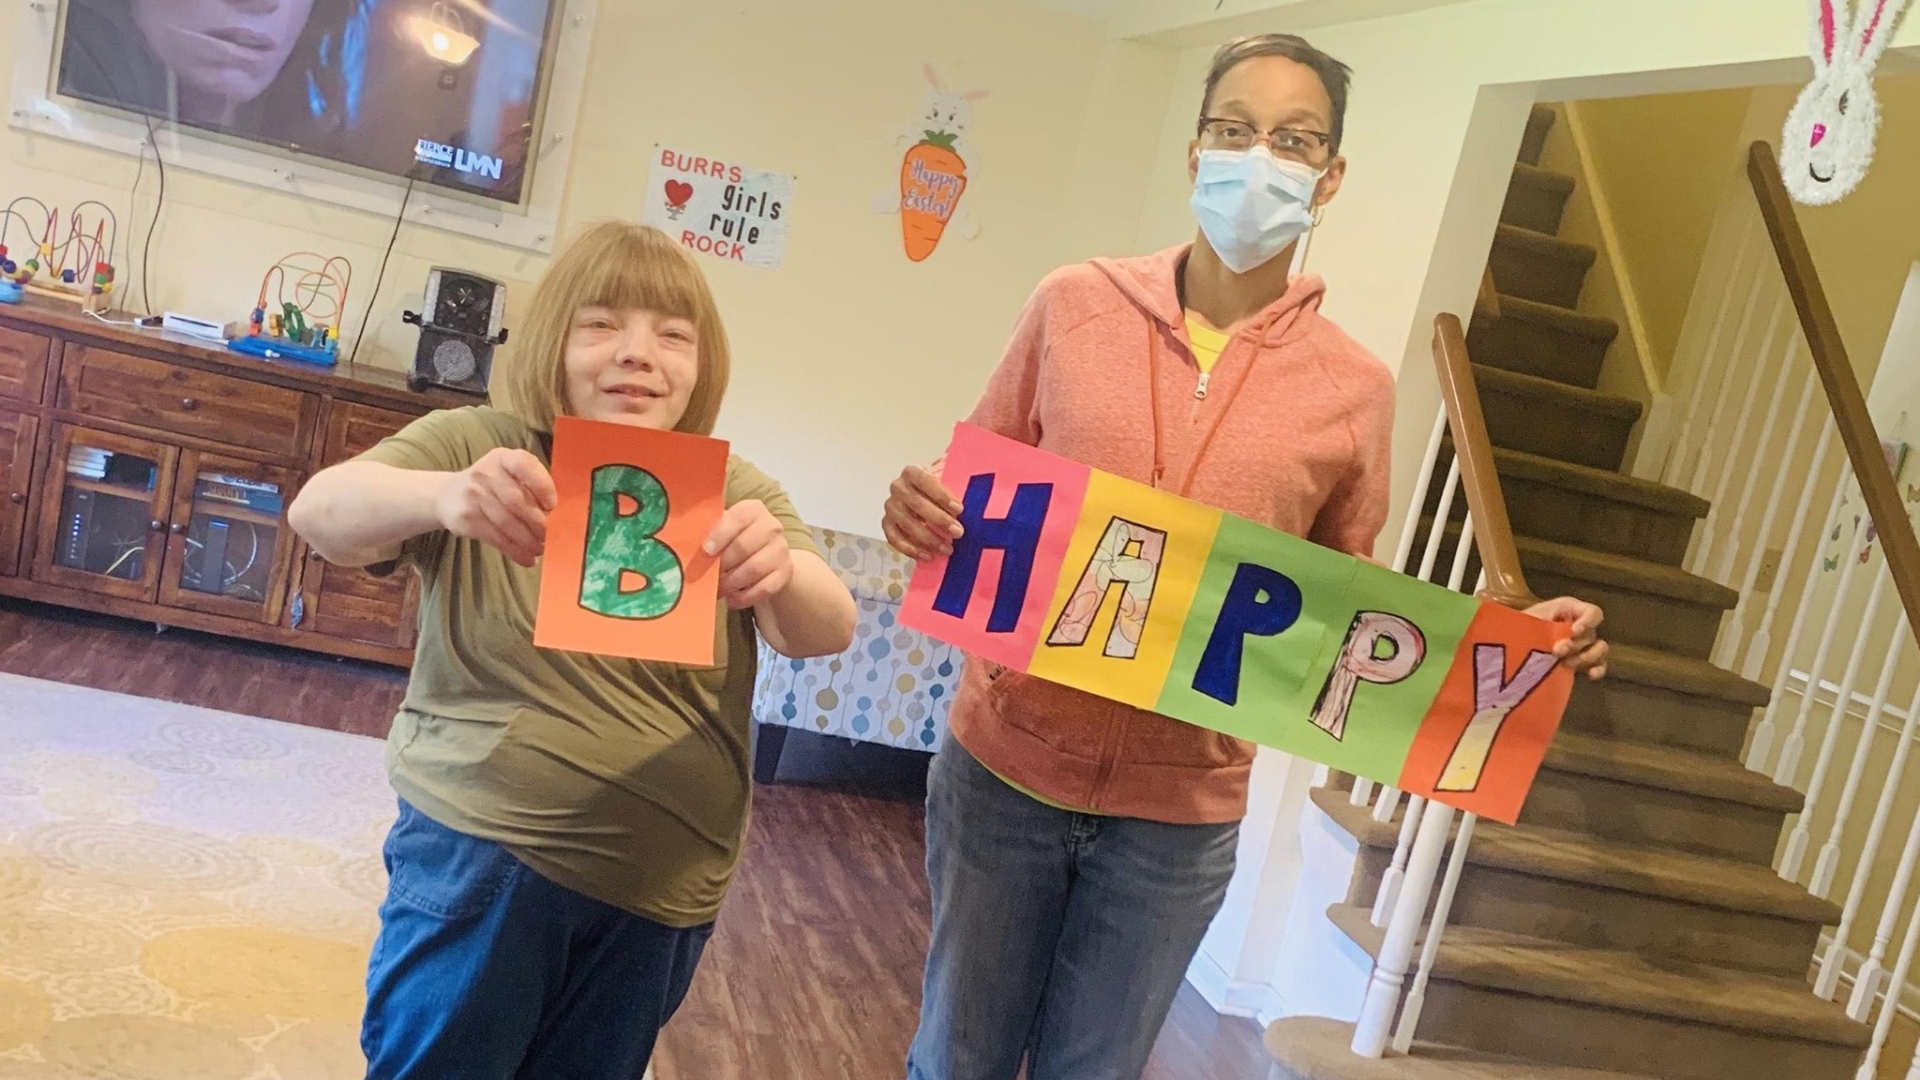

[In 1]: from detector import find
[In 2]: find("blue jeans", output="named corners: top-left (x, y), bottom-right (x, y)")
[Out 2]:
top-left (907, 742), bottom-right (1240, 1080)
top-left (362, 799), bottom-right (713, 1080)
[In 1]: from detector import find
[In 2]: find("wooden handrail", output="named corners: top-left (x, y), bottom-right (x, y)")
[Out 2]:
top-left (1746, 141), bottom-right (1920, 643)
top-left (1432, 312), bottom-right (1539, 611)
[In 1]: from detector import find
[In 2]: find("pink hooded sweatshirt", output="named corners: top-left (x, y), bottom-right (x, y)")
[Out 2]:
top-left (949, 243), bottom-right (1397, 825)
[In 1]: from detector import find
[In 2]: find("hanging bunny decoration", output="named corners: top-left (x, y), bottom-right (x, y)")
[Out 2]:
top-left (1781, 0), bottom-right (1914, 205)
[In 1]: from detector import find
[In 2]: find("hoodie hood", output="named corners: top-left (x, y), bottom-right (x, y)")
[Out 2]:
top-left (1088, 243), bottom-right (1328, 344)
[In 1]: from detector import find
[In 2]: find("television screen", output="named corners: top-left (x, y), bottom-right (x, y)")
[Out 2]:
top-left (55, 0), bottom-right (556, 204)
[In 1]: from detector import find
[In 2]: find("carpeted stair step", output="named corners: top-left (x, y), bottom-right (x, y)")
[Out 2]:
top-left (1501, 163), bottom-right (1578, 235)
top-left (1514, 535), bottom-right (1736, 660)
top-left (1561, 643), bottom-right (1771, 760)
top-left (1266, 1015), bottom-right (1662, 1080)
top-left (1526, 733), bottom-right (1801, 864)
top-left (1410, 527), bottom-right (1736, 660)
top-left (1472, 364), bottom-right (1643, 472)
top-left (1468, 294), bottom-right (1618, 390)
top-left (1325, 906), bottom-right (1870, 1080)
top-left (1427, 445), bottom-right (1707, 566)
top-left (1488, 224), bottom-right (1596, 310)
top-left (1320, 790), bottom-right (1834, 977)
top-left (1519, 105), bottom-right (1557, 168)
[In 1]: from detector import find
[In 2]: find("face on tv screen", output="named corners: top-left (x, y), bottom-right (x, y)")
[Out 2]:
top-left (57, 0), bottom-right (556, 204)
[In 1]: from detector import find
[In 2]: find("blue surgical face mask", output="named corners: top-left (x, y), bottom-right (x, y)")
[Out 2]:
top-left (1190, 147), bottom-right (1325, 274)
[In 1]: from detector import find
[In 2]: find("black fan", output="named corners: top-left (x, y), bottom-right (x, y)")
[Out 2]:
top-left (404, 268), bottom-right (509, 396)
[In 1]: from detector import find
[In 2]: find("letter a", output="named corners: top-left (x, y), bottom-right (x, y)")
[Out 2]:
top-left (1046, 517), bottom-right (1167, 659)
top-left (579, 464), bottom-right (683, 620)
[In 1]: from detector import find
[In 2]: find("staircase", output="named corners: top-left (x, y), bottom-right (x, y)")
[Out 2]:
top-left (1265, 107), bottom-right (1875, 1079)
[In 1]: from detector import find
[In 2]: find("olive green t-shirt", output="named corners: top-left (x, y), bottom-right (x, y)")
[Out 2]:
top-left (356, 406), bottom-right (819, 928)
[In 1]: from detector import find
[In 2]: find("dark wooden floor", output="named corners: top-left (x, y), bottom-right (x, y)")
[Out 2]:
top-left (0, 595), bottom-right (1272, 1080)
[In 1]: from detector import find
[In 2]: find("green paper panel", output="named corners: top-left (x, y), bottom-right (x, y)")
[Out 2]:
top-left (1286, 560), bottom-right (1481, 782)
top-left (1156, 516), bottom-right (1357, 749)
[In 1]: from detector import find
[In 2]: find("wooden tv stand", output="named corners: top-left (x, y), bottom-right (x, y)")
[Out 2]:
top-left (0, 296), bottom-right (470, 667)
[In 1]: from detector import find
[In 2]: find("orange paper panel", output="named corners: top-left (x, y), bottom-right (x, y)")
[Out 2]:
top-left (534, 416), bottom-right (729, 664)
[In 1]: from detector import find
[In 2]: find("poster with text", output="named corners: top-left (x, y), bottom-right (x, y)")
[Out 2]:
top-left (643, 146), bottom-right (794, 269)
top-left (900, 424), bottom-right (1575, 824)
top-left (534, 416), bottom-right (729, 664)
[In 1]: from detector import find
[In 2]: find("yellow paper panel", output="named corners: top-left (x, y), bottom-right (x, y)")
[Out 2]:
top-left (1027, 472), bottom-right (1222, 708)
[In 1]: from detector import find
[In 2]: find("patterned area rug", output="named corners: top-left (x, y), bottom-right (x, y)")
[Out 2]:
top-left (0, 673), bottom-right (392, 1080)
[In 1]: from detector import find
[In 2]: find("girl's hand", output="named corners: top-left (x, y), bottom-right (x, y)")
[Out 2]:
top-left (434, 448), bottom-right (557, 568)
top-left (1526, 596), bottom-right (1609, 680)
top-left (705, 500), bottom-right (793, 609)
top-left (884, 464), bottom-right (964, 561)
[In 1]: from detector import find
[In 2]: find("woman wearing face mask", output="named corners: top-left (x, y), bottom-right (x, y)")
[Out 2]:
top-left (881, 34), bottom-right (1610, 1080)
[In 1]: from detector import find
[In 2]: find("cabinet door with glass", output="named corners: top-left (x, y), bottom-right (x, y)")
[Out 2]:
top-left (158, 450), bottom-right (300, 624)
top-left (32, 425), bottom-right (179, 601)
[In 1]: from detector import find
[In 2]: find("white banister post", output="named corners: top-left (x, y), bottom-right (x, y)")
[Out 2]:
top-left (1781, 564), bottom-right (1892, 881)
top-left (1822, 679), bottom-right (1920, 1003)
top-left (1710, 338), bottom-right (1803, 588)
top-left (1727, 414), bottom-right (1831, 678)
top-left (1371, 795), bottom-right (1427, 926)
top-left (1682, 273), bottom-right (1769, 509)
top-left (1773, 509), bottom-right (1871, 787)
top-left (1353, 802), bottom-right (1458, 1058)
top-left (1862, 865), bottom-right (1920, 1078)
top-left (1691, 297), bottom-right (1790, 577)
top-left (1415, 458), bottom-right (1463, 584)
top-left (1663, 230), bottom-right (1754, 488)
top-left (1392, 812), bottom-right (1479, 1054)
top-left (1810, 612), bottom-right (1910, 899)
top-left (1392, 411), bottom-right (1449, 574)
top-left (1750, 466), bottom-right (1851, 770)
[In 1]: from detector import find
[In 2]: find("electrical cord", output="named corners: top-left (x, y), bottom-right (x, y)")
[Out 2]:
top-left (348, 177), bottom-right (415, 368)
top-left (139, 114), bottom-right (166, 316)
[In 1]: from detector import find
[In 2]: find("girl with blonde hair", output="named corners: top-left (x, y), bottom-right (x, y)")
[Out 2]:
top-left (291, 220), bottom-right (855, 1079)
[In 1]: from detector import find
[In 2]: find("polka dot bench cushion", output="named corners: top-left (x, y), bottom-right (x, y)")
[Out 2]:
top-left (752, 527), bottom-right (963, 753)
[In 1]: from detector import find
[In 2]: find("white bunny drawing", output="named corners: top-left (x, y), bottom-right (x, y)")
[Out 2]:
top-left (874, 65), bottom-right (987, 242)
top-left (1781, 0), bottom-right (1913, 205)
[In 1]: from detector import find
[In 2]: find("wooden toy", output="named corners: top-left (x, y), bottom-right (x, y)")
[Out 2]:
top-left (228, 252), bottom-right (353, 366)
top-left (0, 197), bottom-right (118, 312)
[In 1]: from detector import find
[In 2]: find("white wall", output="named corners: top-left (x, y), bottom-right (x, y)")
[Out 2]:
top-left (0, 0), bottom-right (1179, 534)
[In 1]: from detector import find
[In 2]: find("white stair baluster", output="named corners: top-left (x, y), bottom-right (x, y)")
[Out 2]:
top-left (1692, 297), bottom-right (1790, 577)
top-left (1864, 863), bottom-right (1920, 1077)
top-left (1392, 411), bottom-right (1449, 574)
top-left (1392, 812), bottom-right (1479, 1053)
top-left (1781, 564), bottom-right (1892, 881)
top-left (1710, 338), bottom-right (1804, 588)
top-left (1683, 273), bottom-right (1769, 511)
top-left (1730, 416), bottom-right (1834, 680)
top-left (1773, 507), bottom-right (1870, 787)
top-left (1372, 795), bottom-right (1426, 926)
top-left (1810, 610), bottom-right (1910, 899)
top-left (1824, 679), bottom-right (1920, 1006)
top-left (1663, 229), bottom-right (1754, 488)
top-left (1751, 466), bottom-right (1853, 770)
top-left (1353, 802), bottom-right (1458, 1058)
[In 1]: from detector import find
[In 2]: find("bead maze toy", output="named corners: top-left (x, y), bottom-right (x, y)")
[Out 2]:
top-left (227, 252), bottom-right (353, 366)
top-left (0, 197), bottom-right (118, 311)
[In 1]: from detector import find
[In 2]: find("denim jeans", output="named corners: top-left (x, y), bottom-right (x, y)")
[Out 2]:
top-left (362, 799), bottom-right (713, 1080)
top-left (907, 742), bottom-right (1240, 1080)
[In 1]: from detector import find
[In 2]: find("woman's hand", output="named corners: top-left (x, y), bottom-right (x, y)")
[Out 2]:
top-left (1526, 595), bottom-right (1609, 680)
top-left (883, 464), bottom-right (964, 561)
top-left (704, 500), bottom-right (793, 609)
top-left (433, 448), bottom-right (557, 568)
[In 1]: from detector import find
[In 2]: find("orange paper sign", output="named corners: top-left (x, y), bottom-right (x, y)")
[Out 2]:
top-left (534, 416), bottom-right (729, 664)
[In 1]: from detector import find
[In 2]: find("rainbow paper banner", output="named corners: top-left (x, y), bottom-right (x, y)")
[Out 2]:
top-left (899, 424), bottom-right (1575, 824)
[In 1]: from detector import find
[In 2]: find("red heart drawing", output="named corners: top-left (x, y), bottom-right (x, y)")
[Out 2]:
top-left (665, 180), bottom-right (694, 207)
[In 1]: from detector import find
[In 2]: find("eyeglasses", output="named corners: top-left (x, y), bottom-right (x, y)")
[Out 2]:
top-left (1197, 118), bottom-right (1334, 166)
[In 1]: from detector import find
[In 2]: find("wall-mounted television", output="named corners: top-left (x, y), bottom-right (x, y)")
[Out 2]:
top-left (55, 0), bottom-right (558, 205)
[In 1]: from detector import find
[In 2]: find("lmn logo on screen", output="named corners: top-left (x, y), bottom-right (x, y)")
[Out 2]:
top-left (413, 138), bottom-right (504, 181)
